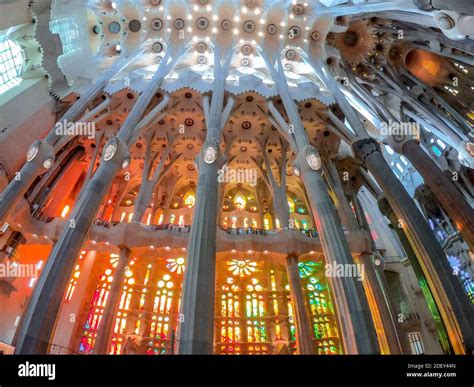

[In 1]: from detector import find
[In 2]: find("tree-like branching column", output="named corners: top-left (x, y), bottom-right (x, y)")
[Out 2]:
top-left (178, 46), bottom-right (235, 354)
top-left (260, 45), bottom-right (379, 354)
top-left (252, 136), bottom-right (290, 229)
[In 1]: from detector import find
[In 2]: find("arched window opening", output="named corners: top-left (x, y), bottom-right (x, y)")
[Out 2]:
top-left (0, 37), bottom-right (23, 94)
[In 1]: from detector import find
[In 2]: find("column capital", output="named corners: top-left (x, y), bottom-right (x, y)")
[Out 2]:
top-left (352, 138), bottom-right (381, 163)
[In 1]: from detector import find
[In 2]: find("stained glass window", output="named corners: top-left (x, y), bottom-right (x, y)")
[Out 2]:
top-left (64, 251), bottom-right (86, 302)
top-left (79, 254), bottom-right (119, 353)
top-left (227, 259), bottom-right (257, 277)
top-left (216, 258), bottom-right (295, 354)
top-left (287, 197), bottom-right (295, 213)
top-left (408, 331), bottom-right (424, 354)
top-left (215, 256), bottom-right (344, 355)
top-left (298, 260), bottom-right (342, 354)
top-left (78, 252), bottom-right (342, 355)
top-left (79, 254), bottom-right (184, 354)
top-left (233, 192), bottom-right (246, 210)
top-left (264, 216), bottom-right (270, 230)
top-left (166, 257), bottom-right (186, 275)
top-left (183, 192), bottom-right (195, 208)
top-left (217, 269), bottom-right (269, 354)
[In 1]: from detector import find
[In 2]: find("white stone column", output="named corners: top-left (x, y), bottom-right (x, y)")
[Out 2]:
top-left (178, 48), bottom-right (234, 354)
top-left (285, 254), bottom-right (314, 354)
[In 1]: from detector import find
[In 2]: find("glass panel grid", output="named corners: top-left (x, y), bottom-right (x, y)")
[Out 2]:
top-left (0, 36), bottom-right (23, 94)
top-left (50, 18), bottom-right (81, 58)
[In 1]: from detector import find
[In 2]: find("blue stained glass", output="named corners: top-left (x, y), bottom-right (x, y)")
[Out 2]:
top-left (431, 145), bottom-right (442, 156)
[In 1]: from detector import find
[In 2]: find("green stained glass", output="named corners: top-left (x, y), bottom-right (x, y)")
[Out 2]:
top-left (298, 260), bottom-right (342, 354)
top-left (290, 325), bottom-right (296, 340)
top-left (419, 278), bottom-right (451, 353)
top-left (298, 261), bottom-right (323, 278)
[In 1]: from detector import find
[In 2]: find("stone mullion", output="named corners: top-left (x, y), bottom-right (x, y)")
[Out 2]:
top-left (239, 287), bottom-right (248, 353)
top-left (273, 269), bottom-right (291, 345)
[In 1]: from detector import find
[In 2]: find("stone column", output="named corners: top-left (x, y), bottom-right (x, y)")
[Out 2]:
top-left (356, 253), bottom-right (403, 354)
top-left (324, 159), bottom-right (402, 353)
top-left (178, 50), bottom-right (232, 354)
top-left (273, 186), bottom-right (290, 228)
top-left (50, 250), bottom-right (97, 349)
top-left (323, 159), bottom-right (359, 231)
top-left (93, 139), bottom-right (175, 353)
top-left (285, 255), bottom-right (314, 354)
top-left (353, 138), bottom-right (474, 353)
top-left (260, 51), bottom-right (379, 353)
top-left (297, 157), bottom-right (379, 354)
top-left (402, 140), bottom-right (474, 251)
top-left (93, 247), bottom-right (131, 354)
top-left (177, 149), bottom-right (223, 354)
top-left (256, 137), bottom-right (290, 228)
top-left (255, 182), bottom-right (266, 228)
